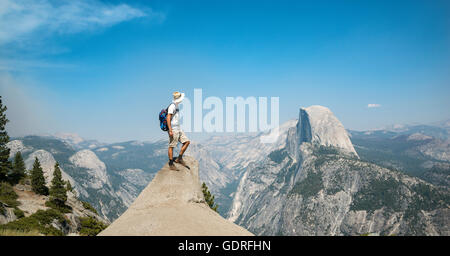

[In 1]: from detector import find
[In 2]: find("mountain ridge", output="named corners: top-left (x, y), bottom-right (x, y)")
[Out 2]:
top-left (226, 106), bottom-right (449, 235)
top-left (5, 106), bottom-right (449, 235)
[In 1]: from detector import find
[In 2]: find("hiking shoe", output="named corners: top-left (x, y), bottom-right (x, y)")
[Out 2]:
top-left (175, 156), bottom-right (187, 166)
top-left (169, 160), bottom-right (177, 171)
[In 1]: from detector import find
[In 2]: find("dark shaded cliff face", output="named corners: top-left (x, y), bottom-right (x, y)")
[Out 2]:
top-left (297, 108), bottom-right (312, 146)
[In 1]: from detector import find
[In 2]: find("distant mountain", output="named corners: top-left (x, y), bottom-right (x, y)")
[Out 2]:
top-left (7, 112), bottom-right (449, 235)
top-left (365, 121), bottom-right (449, 140)
top-left (226, 106), bottom-right (449, 235)
top-left (52, 132), bottom-right (107, 150)
top-left (349, 124), bottom-right (450, 185)
top-left (298, 105), bottom-right (358, 156)
top-left (6, 136), bottom-right (156, 221)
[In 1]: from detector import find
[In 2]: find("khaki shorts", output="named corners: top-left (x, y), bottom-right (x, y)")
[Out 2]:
top-left (168, 130), bottom-right (190, 148)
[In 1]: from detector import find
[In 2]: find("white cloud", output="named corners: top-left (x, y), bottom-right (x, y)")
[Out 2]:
top-left (0, 0), bottom-right (157, 45)
top-left (367, 104), bottom-right (381, 108)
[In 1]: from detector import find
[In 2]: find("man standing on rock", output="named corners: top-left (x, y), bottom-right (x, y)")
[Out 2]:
top-left (167, 91), bottom-right (190, 170)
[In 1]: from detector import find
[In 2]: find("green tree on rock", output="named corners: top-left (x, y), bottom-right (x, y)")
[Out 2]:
top-left (10, 152), bottom-right (26, 185)
top-left (49, 162), bottom-right (67, 207)
top-left (31, 157), bottom-right (48, 195)
top-left (201, 182), bottom-right (218, 212)
top-left (0, 96), bottom-right (11, 182)
top-left (65, 180), bottom-right (73, 193)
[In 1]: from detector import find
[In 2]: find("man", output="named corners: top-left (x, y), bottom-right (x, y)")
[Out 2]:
top-left (167, 91), bottom-right (190, 170)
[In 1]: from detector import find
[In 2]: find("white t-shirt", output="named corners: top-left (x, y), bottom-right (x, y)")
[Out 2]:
top-left (167, 103), bottom-right (180, 130)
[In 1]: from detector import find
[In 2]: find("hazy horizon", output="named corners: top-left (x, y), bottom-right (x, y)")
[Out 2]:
top-left (7, 115), bottom-right (449, 145)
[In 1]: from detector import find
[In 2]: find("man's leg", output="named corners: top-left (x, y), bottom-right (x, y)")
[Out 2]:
top-left (168, 147), bottom-right (174, 160)
top-left (175, 141), bottom-right (189, 167)
top-left (179, 141), bottom-right (190, 157)
top-left (168, 147), bottom-right (177, 170)
top-left (175, 131), bottom-right (190, 166)
top-left (168, 132), bottom-right (178, 170)
top-left (178, 130), bottom-right (190, 158)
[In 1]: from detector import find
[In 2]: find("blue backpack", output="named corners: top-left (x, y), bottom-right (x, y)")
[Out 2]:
top-left (159, 103), bottom-right (177, 131)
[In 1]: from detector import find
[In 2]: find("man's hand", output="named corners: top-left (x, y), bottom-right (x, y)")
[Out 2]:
top-left (169, 130), bottom-right (173, 137)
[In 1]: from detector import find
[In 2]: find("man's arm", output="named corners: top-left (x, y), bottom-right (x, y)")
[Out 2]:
top-left (167, 113), bottom-right (173, 137)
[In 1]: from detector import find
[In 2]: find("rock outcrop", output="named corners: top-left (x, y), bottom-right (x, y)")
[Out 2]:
top-left (298, 105), bottom-right (358, 156)
top-left (69, 149), bottom-right (111, 189)
top-left (24, 149), bottom-right (76, 187)
top-left (99, 156), bottom-right (253, 236)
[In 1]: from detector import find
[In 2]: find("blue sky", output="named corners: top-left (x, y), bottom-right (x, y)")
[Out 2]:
top-left (1, 0), bottom-right (449, 143)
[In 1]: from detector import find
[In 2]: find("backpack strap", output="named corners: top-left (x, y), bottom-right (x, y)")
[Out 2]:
top-left (166, 103), bottom-right (178, 114)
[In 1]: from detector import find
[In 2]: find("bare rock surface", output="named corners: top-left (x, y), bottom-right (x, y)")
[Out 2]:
top-left (99, 156), bottom-right (253, 236)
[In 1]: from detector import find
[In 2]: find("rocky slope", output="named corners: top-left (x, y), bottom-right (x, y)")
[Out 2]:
top-left (228, 106), bottom-right (450, 235)
top-left (99, 156), bottom-right (253, 236)
top-left (0, 181), bottom-right (108, 236)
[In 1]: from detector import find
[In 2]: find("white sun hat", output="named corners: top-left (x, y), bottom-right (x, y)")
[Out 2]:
top-left (172, 91), bottom-right (185, 103)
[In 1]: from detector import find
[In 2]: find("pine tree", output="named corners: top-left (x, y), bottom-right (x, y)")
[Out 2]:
top-left (65, 180), bottom-right (77, 197)
top-left (0, 96), bottom-right (11, 182)
top-left (65, 180), bottom-right (73, 192)
top-left (10, 151), bottom-right (26, 184)
top-left (201, 182), bottom-right (218, 212)
top-left (31, 157), bottom-right (48, 195)
top-left (49, 162), bottom-right (67, 207)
